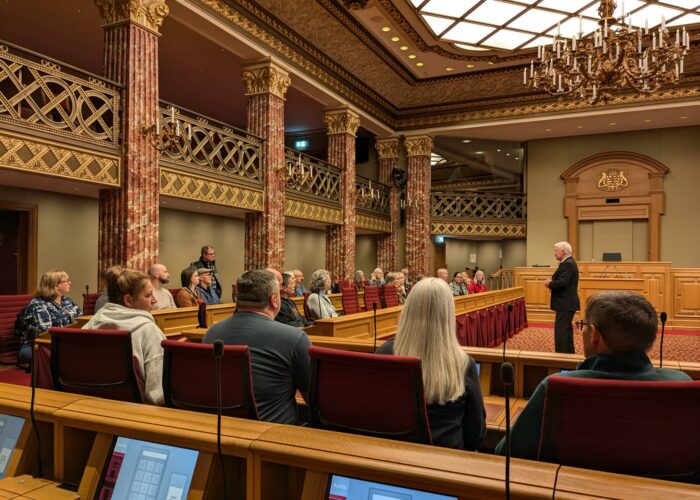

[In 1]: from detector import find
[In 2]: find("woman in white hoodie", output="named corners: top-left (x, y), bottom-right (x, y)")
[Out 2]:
top-left (83, 266), bottom-right (166, 405)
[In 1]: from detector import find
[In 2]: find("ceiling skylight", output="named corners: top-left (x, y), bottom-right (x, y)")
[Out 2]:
top-left (411, 0), bottom-right (699, 51)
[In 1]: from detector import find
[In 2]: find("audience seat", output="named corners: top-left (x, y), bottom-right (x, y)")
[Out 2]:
top-left (340, 287), bottom-right (361, 315)
top-left (363, 285), bottom-right (382, 311)
top-left (168, 288), bottom-right (183, 299)
top-left (82, 292), bottom-right (102, 315)
top-left (338, 280), bottom-right (351, 289)
top-left (50, 327), bottom-right (142, 403)
top-left (382, 284), bottom-right (399, 308)
top-left (0, 294), bottom-right (34, 364)
top-left (161, 340), bottom-right (258, 419)
top-left (538, 376), bottom-right (700, 482)
top-left (308, 346), bottom-right (432, 445)
top-left (303, 291), bottom-right (312, 322)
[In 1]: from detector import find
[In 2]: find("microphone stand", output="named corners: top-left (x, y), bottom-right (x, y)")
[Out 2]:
top-left (659, 312), bottom-right (667, 368)
top-left (213, 341), bottom-right (228, 499)
top-left (29, 327), bottom-right (42, 477)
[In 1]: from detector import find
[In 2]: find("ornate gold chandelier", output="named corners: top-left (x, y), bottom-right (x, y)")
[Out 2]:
top-left (525, 0), bottom-right (691, 104)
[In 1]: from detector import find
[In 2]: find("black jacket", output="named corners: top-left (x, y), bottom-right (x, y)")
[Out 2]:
top-left (549, 257), bottom-right (580, 312)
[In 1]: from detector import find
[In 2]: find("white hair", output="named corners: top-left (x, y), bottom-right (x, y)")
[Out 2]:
top-left (554, 241), bottom-right (572, 255)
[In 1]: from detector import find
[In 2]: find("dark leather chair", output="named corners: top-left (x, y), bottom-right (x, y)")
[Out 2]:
top-left (50, 327), bottom-right (142, 402)
top-left (161, 340), bottom-right (258, 419)
top-left (538, 376), bottom-right (700, 482)
top-left (0, 294), bottom-right (33, 364)
top-left (308, 346), bottom-right (432, 445)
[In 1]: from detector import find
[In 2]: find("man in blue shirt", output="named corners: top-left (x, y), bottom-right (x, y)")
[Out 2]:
top-left (293, 269), bottom-right (307, 297)
top-left (496, 291), bottom-right (691, 459)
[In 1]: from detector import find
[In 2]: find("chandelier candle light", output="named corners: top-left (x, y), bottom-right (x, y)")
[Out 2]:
top-left (141, 106), bottom-right (192, 152)
top-left (524, 0), bottom-right (691, 104)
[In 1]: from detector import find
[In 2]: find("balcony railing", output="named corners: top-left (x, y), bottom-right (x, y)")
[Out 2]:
top-left (158, 102), bottom-right (263, 185)
top-left (284, 148), bottom-right (341, 205)
top-left (0, 41), bottom-right (120, 149)
top-left (355, 176), bottom-right (390, 217)
top-left (432, 191), bottom-right (526, 220)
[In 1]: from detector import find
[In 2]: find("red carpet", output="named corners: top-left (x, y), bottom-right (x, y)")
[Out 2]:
top-left (0, 366), bottom-right (31, 386)
top-left (502, 326), bottom-right (700, 363)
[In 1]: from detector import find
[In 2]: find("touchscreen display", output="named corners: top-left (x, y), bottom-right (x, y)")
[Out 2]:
top-left (327, 474), bottom-right (457, 500)
top-left (0, 414), bottom-right (25, 479)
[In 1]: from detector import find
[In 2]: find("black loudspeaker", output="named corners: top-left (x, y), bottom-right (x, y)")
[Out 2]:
top-left (355, 136), bottom-right (370, 164)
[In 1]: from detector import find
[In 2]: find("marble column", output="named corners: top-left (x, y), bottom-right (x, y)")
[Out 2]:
top-left (95, 0), bottom-right (168, 274)
top-left (404, 134), bottom-right (433, 279)
top-left (375, 137), bottom-right (400, 272)
top-left (324, 107), bottom-right (360, 280)
top-left (241, 59), bottom-right (291, 271)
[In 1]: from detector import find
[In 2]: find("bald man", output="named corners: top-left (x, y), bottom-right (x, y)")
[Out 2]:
top-left (437, 268), bottom-right (449, 283)
top-left (266, 267), bottom-right (283, 285)
top-left (148, 264), bottom-right (176, 310)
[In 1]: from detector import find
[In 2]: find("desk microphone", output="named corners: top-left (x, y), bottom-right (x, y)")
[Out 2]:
top-left (501, 361), bottom-right (514, 500)
top-left (372, 302), bottom-right (378, 352)
top-left (502, 303), bottom-right (513, 363)
top-left (213, 340), bottom-right (228, 499)
top-left (659, 312), bottom-right (667, 368)
top-left (28, 326), bottom-right (42, 478)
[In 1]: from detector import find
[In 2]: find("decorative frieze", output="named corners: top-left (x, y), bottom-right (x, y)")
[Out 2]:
top-left (284, 198), bottom-right (342, 224)
top-left (160, 168), bottom-right (263, 210)
top-left (241, 59), bottom-right (291, 99)
top-left (357, 214), bottom-right (391, 233)
top-left (432, 221), bottom-right (526, 238)
top-left (94, 0), bottom-right (169, 32)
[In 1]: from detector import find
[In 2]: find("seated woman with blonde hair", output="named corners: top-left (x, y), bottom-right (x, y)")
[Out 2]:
top-left (384, 272), bottom-right (407, 305)
top-left (306, 269), bottom-right (339, 321)
top-left (83, 266), bottom-right (166, 405)
top-left (468, 270), bottom-right (489, 294)
top-left (376, 277), bottom-right (486, 450)
top-left (369, 267), bottom-right (385, 286)
top-left (20, 269), bottom-right (82, 333)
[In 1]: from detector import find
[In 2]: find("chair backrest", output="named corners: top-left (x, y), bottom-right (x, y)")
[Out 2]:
top-left (82, 292), bottom-right (102, 315)
top-left (0, 294), bottom-right (34, 364)
top-left (382, 284), bottom-right (399, 308)
top-left (168, 288), bottom-right (183, 298)
top-left (538, 376), bottom-right (700, 482)
top-left (308, 346), bottom-right (432, 445)
top-left (161, 340), bottom-right (258, 419)
top-left (338, 280), bottom-right (350, 289)
top-left (340, 287), bottom-right (361, 315)
top-left (303, 291), bottom-right (312, 322)
top-left (363, 285), bottom-right (382, 311)
top-left (50, 327), bottom-right (142, 403)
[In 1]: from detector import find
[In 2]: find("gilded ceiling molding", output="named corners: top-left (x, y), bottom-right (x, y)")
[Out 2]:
top-left (404, 134), bottom-right (433, 157)
top-left (375, 137), bottom-right (400, 159)
top-left (340, 0), bottom-right (369, 9)
top-left (324, 107), bottom-right (361, 136)
top-left (241, 59), bottom-right (292, 99)
top-left (93, 0), bottom-right (169, 32)
top-left (285, 198), bottom-right (343, 224)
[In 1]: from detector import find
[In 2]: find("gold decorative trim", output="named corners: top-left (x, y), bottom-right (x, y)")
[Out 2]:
top-left (432, 221), bottom-right (526, 238)
top-left (404, 134), bottom-right (433, 157)
top-left (375, 137), bottom-right (400, 159)
top-left (357, 214), bottom-right (391, 233)
top-left (160, 168), bottom-right (264, 211)
top-left (324, 107), bottom-right (361, 136)
top-left (94, 0), bottom-right (169, 32)
top-left (241, 59), bottom-right (292, 99)
top-left (285, 198), bottom-right (343, 224)
top-left (0, 130), bottom-right (120, 186)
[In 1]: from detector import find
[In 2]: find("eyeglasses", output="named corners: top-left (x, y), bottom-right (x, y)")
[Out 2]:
top-left (575, 320), bottom-right (590, 331)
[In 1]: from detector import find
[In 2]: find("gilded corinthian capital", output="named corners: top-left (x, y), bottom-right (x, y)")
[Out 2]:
top-left (94, 0), bottom-right (169, 32)
top-left (404, 134), bottom-right (433, 156)
top-left (375, 137), bottom-right (400, 159)
top-left (324, 107), bottom-right (360, 136)
top-left (241, 60), bottom-right (291, 99)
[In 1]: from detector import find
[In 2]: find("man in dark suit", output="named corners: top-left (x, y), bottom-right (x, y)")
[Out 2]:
top-left (544, 241), bottom-right (580, 353)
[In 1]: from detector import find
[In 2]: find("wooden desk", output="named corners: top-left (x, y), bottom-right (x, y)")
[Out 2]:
top-left (578, 277), bottom-right (646, 306)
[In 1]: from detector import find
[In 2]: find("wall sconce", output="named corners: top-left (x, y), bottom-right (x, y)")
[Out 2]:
top-left (141, 106), bottom-right (191, 153)
top-left (358, 180), bottom-right (379, 204)
top-left (283, 153), bottom-right (311, 188)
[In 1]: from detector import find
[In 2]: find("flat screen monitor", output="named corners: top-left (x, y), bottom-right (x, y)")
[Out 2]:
top-left (326, 474), bottom-right (457, 500)
top-left (0, 414), bottom-right (25, 479)
top-left (96, 436), bottom-right (199, 500)
top-left (602, 252), bottom-right (622, 262)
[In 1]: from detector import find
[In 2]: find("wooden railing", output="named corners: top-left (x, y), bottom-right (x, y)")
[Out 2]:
top-left (490, 268), bottom-right (514, 289)
top-left (355, 175), bottom-right (390, 217)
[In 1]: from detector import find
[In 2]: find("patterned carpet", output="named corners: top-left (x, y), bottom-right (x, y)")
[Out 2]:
top-left (502, 325), bottom-right (700, 363)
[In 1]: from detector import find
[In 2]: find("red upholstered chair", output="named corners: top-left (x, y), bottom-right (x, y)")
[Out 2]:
top-left (161, 340), bottom-right (258, 419)
top-left (382, 284), bottom-right (399, 308)
top-left (0, 294), bottom-right (33, 364)
top-left (538, 377), bottom-right (700, 482)
top-left (308, 346), bottom-right (432, 445)
top-left (82, 292), bottom-right (102, 315)
top-left (168, 288), bottom-right (183, 299)
top-left (338, 280), bottom-right (351, 289)
top-left (363, 285), bottom-right (382, 312)
top-left (50, 327), bottom-right (142, 403)
top-left (340, 287), bottom-right (361, 315)
top-left (303, 291), bottom-right (312, 322)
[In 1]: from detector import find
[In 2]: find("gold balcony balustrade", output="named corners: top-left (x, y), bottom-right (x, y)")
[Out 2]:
top-left (355, 175), bottom-right (390, 217)
top-left (432, 191), bottom-right (526, 220)
top-left (283, 148), bottom-right (342, 206)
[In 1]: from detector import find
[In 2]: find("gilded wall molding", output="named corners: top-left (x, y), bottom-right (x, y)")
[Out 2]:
top-left (404, 134), bottom-right (433, 157)
top-left (324, 107), bottom-right (361, 136)
top-left (94, 0), bottom-right (169, 32)
top-left (160, 167), bottom-right (264, 211)
top-left (0, 131), bottom-right (120, 186)
top-left (357, 214), bottom-right (391, 233)
top-left (431, 221), bottom-right (526, 238)
top-left (285, 198), bottom-right (343, 224)
top-left (241, 59), bottom-right (292, 99)
top-left (375, 137), bottom-right (400, 159)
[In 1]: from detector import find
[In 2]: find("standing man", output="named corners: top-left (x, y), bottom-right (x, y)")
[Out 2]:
top-left (544, 241), bottom-right (580, 353)
top-left (148, 264), bottom-right (176, 310)
top-left (293, 269), bottom-right (307, 297)
top-left (401, 267), bottom-right (412, 294)
top-left (191, 245), bottom-right (221, 298)
top-left (436, 268), bottom-right (449, 283)
top-left (197, 268), bottom-right (221, 305)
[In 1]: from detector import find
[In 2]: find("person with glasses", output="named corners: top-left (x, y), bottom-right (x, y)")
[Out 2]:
top-left (191, 245), bottom-right (221, 298)
top-left (495, 291), bottom-right (691, 460)
top-left (18, 269), bottom-right (82, 334)
top-left (292, 269), bottom-right (307, 297)
top-left (544, 241), bottom-right (580, 353)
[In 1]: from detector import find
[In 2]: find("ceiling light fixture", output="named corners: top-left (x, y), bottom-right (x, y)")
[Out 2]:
top-left (462, 139), bottom-right (471, 143)
top-left (577, 125), bottom-right (584, 129)
top-left (400, 46), bottom-right (409, 50)
top-left (609, 122), bottom-right (617, 125)
top-left (381, 26), bottom-right (391, 32)
top-left (416, 62), bottom-right (424, 67)
top-left (445, 67), bottom-right (454, 71)
top-left (391, 36), bottom-right (400, 42)
top-left (408, 54), bottom-right (417, 59)
top-left (525, 0), bottom-right (691, 105)
top-left (466, 64), bottom-right (475, 68)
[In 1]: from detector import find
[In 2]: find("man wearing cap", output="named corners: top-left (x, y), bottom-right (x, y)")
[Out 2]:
top-left (197, 268), bottom-right (221, 305)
